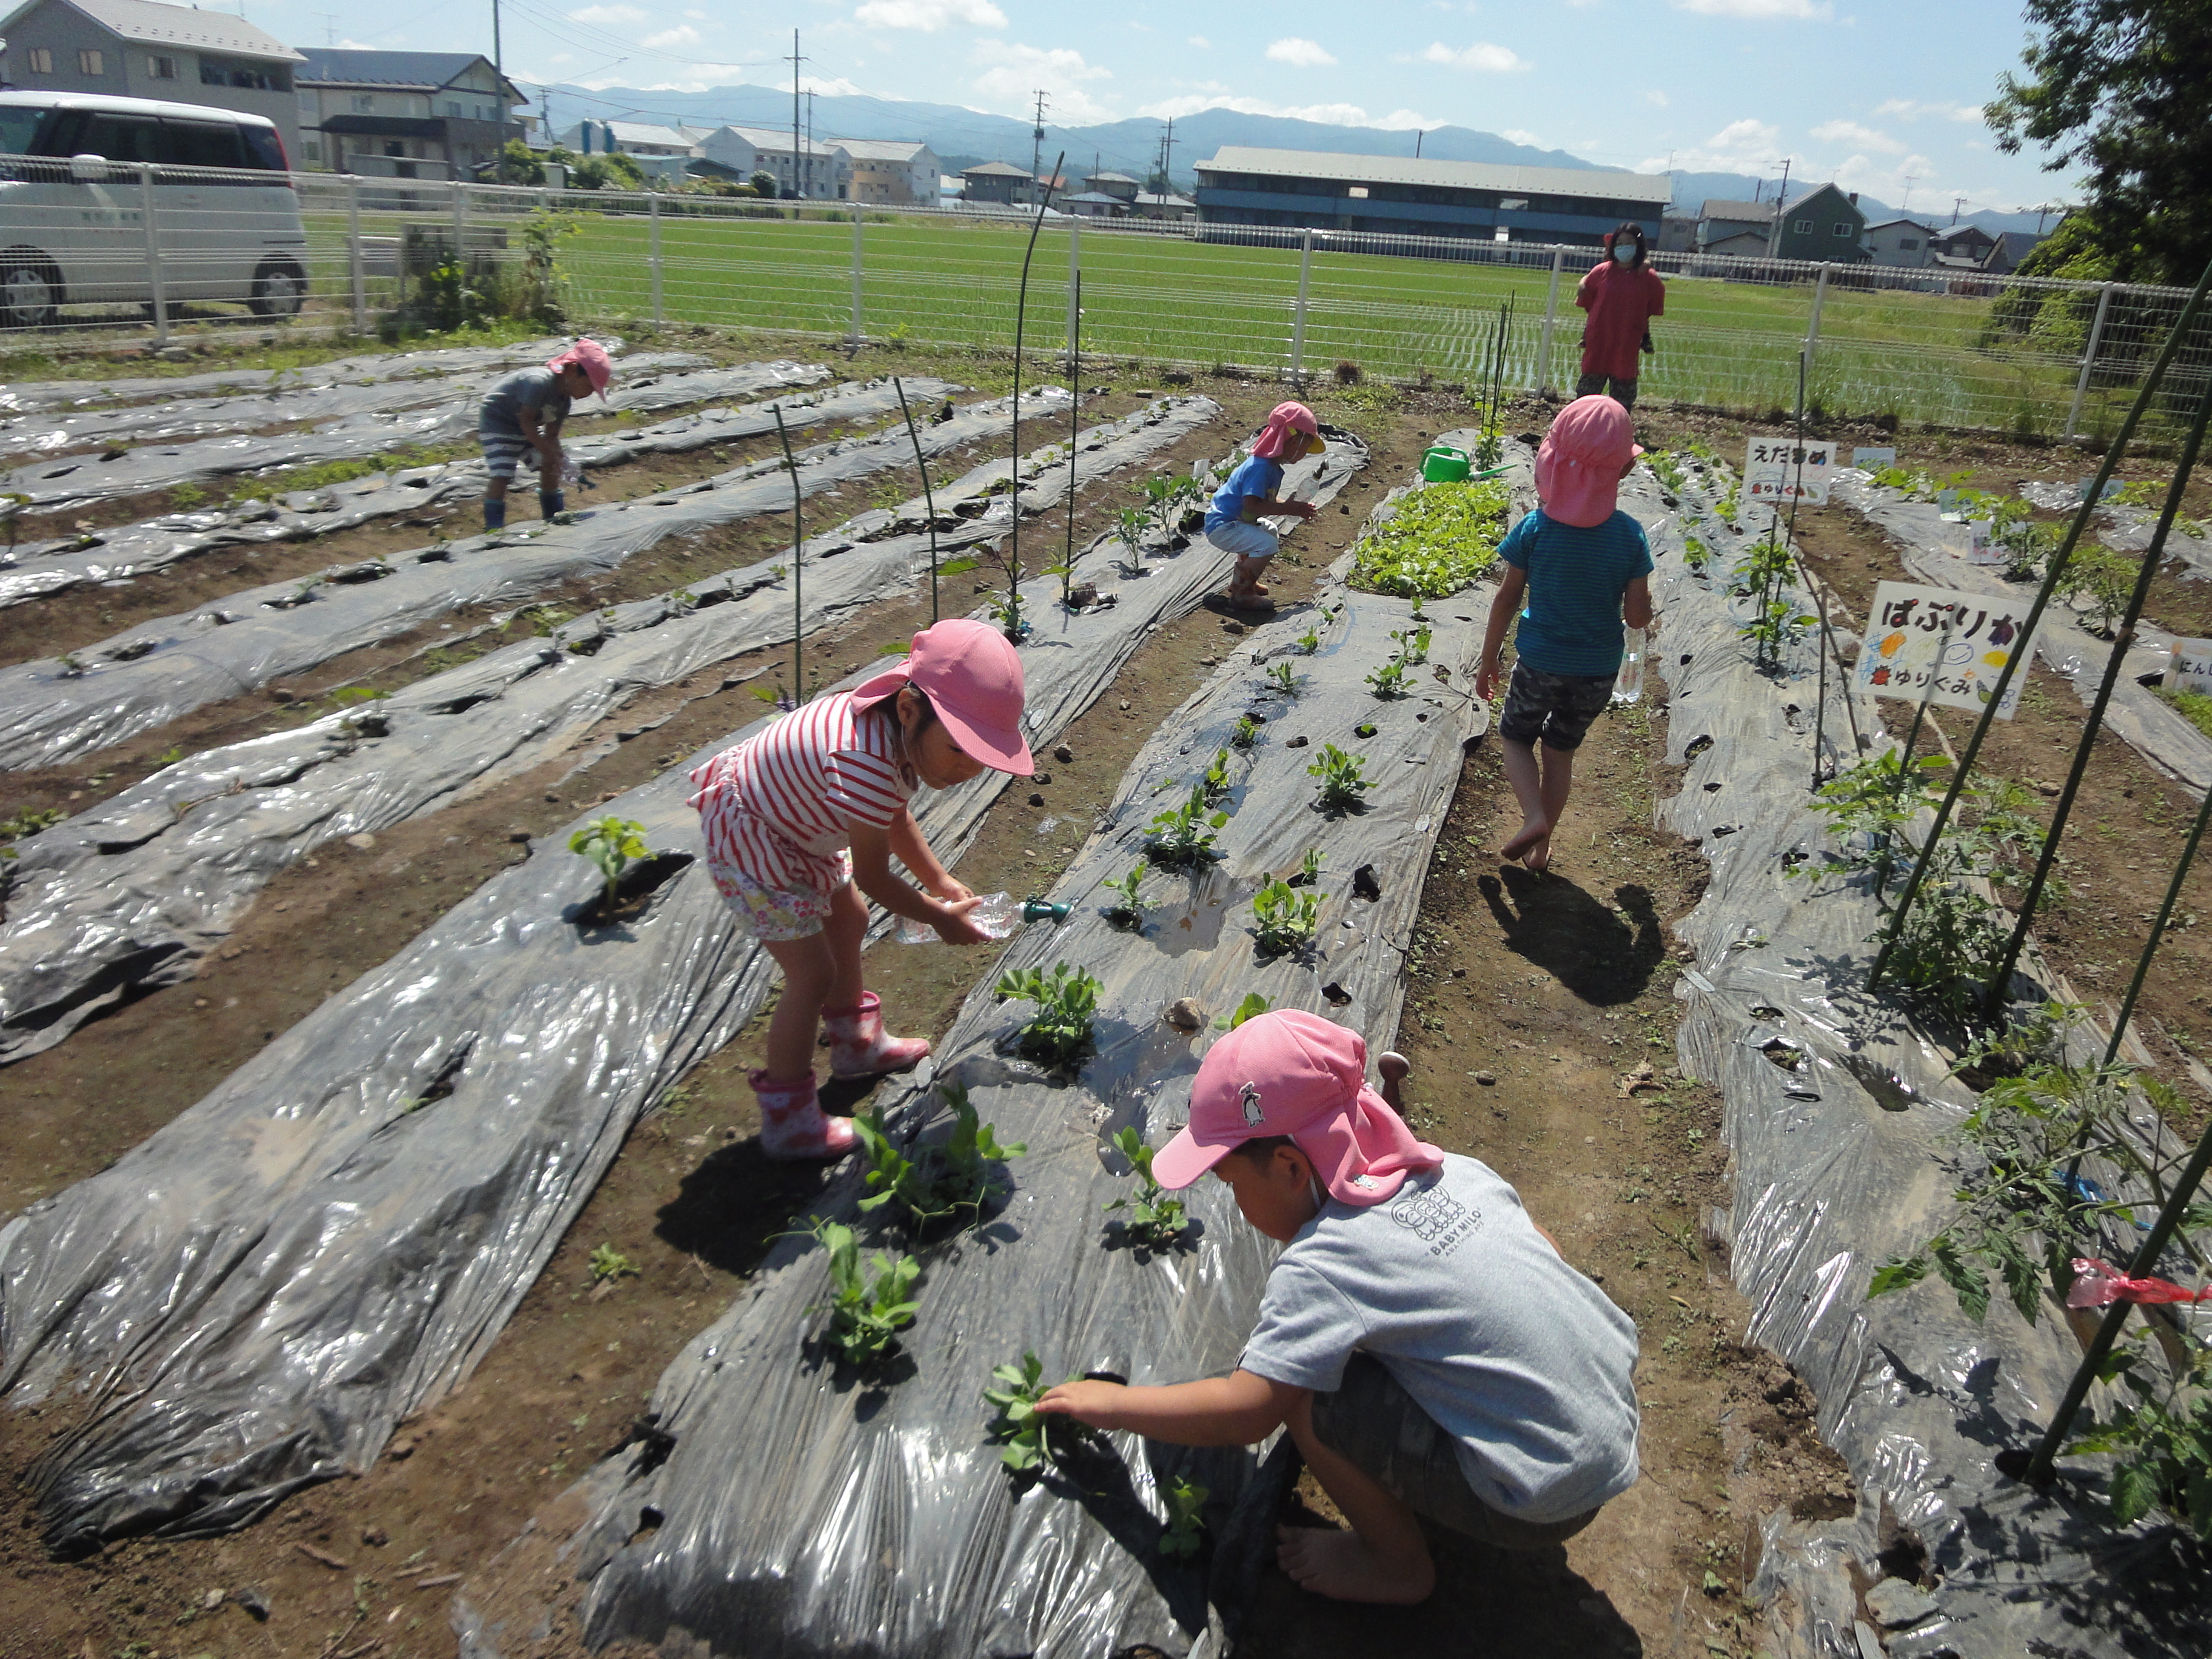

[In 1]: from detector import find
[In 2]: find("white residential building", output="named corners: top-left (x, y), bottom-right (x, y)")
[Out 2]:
top-left (697, 124), bottom-right (846, 199)
top-left (1863, 217), bottom-right (1937, 268)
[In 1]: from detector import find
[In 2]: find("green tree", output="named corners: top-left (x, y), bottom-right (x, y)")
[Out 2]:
top-left (1987, 1), bottom-right (2212, 285)
top-left (500, 138), bottom-right (545, 186)
top-left (748, 168), bottom-right (779, 198)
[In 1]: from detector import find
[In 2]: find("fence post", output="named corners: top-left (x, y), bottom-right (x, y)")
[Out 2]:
top-left (849, 206), bottom-right (863, 347)
top-left (1804, 263), bottom-right (1831, 386)
top-left (451, 179), bottom-right (468, 268)
top-left (138, 162), bottom-right (168, 345)
top-left (2066, 281), bottom-right (2117, 443)
top-left (346, 174), bottom-right (365, 335)
top-left (1534, 247), bottom-right (1564, 392)
top-left (650, 195), bottom-right (665, 325)
top-left (1064, 216), bottom-right (1080, 366)
top-left (1289, 228), bottom-right (1314, 384)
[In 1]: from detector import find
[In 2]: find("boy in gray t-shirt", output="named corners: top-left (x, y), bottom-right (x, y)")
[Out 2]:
top-left (475, 339), bottom-right (611, 532)
top-left (1039, 1010), bottom-right (1638, 1605)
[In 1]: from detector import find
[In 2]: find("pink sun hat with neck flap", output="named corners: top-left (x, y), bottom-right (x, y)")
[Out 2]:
top-left (849, 617), bottom-right (1034, 775)
top-left (548, 338), bottom-right (613, 402)
top-left (1535, 394), bottom-right (1643, 528)
top-left (1152, 1009), bottom-right (1443, 1207)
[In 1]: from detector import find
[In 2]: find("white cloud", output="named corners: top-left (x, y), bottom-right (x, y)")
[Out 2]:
top-left (857, 0), bottom-right (1007, 30)
top-left (642, 24), bottom-right (700, 49)
top-left (568, 3), bottom-right (646, 22)
top-left (577, 64), bottom-right (756, 92)
top-left (1265, 38), bottom-right (1336, 67)
top-left (1188, 35), bottom-right (1211, 49)
top-left (336, 36), bottom-right (380, 49)
top-left (1499, 129), bottom-right (1543, 147)
top-left (1672, 0), bottom-right (1831, 16)
top-left (1135, 92), bottom-right (1436, 131)
top-left (1646, 90), bottom-right (1669, 107)
top-left (1421, 41), bottom-right (1529, 72)
top-left (801, 75), bottom-right (866, 96)
top-left (1873, 98), bottom-right (1983, 124)
top-left (1809, 118), bottom-right (1903, 153)
top-left (970, 41), bottom-right (1114, 124)
top-left (1640, 117), bottom-right (1789, 175)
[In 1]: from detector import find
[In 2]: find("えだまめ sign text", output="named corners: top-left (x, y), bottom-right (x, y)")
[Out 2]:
top-left (1744, 436), bottom-right (1834, 504)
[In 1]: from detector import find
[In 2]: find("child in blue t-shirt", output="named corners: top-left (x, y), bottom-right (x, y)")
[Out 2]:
top-left (1475, 396), bottom-right (1654, 871)
top-left (1205, 401), bottom-right (1322, 611)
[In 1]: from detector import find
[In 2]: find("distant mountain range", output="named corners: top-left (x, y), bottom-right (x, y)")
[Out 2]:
top-left (526, 81), bottom-right (2056, 237)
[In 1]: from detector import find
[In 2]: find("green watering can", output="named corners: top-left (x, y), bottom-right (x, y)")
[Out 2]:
top-left (1420, 444), bottom-right (1472, 483)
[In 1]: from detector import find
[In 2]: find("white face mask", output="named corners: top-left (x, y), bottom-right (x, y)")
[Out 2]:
top-left (1612, 244), bottom-right (1637, 263)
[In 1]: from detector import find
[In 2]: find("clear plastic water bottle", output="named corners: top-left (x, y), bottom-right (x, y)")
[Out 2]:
top-left (1612, 627), bottom-right (1646, 706)
top-left (896, 891), bottom-right (1021, 944)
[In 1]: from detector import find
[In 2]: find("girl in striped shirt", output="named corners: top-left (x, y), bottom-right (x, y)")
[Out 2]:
top-left (689, 619), bottom-right (1034, 1159)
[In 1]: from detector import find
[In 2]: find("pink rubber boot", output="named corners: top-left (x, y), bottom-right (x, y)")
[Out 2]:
top-left (822, 991), bottom-right (931, 1079)
top-left (750, 1068), bottom-right (857, 1161)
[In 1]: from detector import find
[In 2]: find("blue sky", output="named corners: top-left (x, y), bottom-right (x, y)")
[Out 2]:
top-left (277, 0), bottom-right (2077, 213)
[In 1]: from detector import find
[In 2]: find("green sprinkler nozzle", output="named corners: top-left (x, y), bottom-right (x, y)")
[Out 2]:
top-left (1021, 897), bottom-right (1073, 924)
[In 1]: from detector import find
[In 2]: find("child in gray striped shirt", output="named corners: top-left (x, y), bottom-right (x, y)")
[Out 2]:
top-left (476, 339), bottom-right (610, 530)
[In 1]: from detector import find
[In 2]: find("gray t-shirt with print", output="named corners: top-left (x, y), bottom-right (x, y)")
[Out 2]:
top-left (1239, 1151), bottom-right (1640, 1523)
top-left (478, 366), bottom-right (571, 435)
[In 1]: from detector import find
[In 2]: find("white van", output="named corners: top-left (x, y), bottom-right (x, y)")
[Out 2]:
top-left (0, 90), bottom-right (309, 329)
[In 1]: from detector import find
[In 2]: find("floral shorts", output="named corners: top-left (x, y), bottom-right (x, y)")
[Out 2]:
top-left (710, 853), bottom-right (853, 942)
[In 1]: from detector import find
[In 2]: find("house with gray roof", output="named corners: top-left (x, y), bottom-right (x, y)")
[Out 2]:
top-left (299, 49), bottom-right (525, 179)
top-left (833, 138), bottom-right (937, 205)
top-left (697, 124), bottom-right (845, 199)
top-left (0, 0), bottom-right (303, 157)
top-left (960, 159), bottom-right (1032, 206)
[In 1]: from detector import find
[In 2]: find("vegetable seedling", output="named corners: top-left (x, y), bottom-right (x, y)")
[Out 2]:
top-left (808, 1219), bottom-right (920, 1368)
top-left (1231, 714), bottom-right (1262, 750)
top-left (1104, 1126), bottom-right (1191, 1248)
top-left (1292, 847), bottom-right (1326, 888)
top-left (1200, 746), bottom-right (1233, 805)
top-left (1366, 654), bottom-right (1410, 700)
top-left (984, 1351), bottom-right (1097, 1478)
top-left (855, 1082), bottom-right (1027, 1230)
top-left (1215, 991), bottom-right (1270, 1030)
top-left (1145, 785), bottom-right (1229, 870)
top-left (994, 962), bottom-right (1104, 1069)
top-left (1309, 743), bottom-right (1369, 814)
top-left (1268, 661), bottom-right (1301, 698)
top-left (1159, 1476), bottom-right (1209, 1560)
top-left (1251, 878), bottom-right (1322, 957)
top-left (1296, 626), bottom-right (1321, 655)
top-left (1101, 863), bottom-right (1147, 929)
top-left (570, 816), bottom-right (651, 905)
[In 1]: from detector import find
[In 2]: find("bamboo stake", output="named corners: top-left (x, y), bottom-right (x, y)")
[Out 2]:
top-left (771, 404), bottom-right (802, 703)
top-left (892, 375), bottom-right (940, 624)
top-left (1006, 151), bottom-right (1065, 641)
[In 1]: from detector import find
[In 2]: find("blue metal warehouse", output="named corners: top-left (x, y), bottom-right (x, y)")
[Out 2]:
top-left (1193, 146), bottom-right (1672, 247)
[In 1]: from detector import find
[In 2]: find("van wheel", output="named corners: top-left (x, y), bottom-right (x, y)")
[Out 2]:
top-left (249, 259), bottom-right (307, 318)
top-left (0, 250), bottom-right (62, 330)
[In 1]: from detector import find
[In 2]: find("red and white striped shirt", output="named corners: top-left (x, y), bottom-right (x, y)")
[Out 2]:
top-left (688, 691), bottom-right (911, 894)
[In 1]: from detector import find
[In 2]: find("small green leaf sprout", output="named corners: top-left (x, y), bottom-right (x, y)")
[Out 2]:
top-left (1217, 991), bottom-right (1270, 1030)
top-left (994, 962), bottom-right (1104, 1069)
top-left (1296, 625), bottom-right (1321, 655)
top-left (1200, 746), bottom-right (1233, 805)
top-left (984, 1350), bottom-right (1095, 1478)
top-left (1268, 661), bottom-right (1300, 697)
top-left (1101, 863), bottom-right (1147, 928)
top-left (1250, 878), bottom-right (1321, 957)
top-left (1293, 847), bottom-right (1326, 888)
top-left (569, 816), bottom-right (651, 905)
top-left (854, 1082), bottom-right (1027, 1229)
top-left (1366, 654), bottom-right (1410, 700)
top-left (1230, 713), bottom-right (1262, 750)
top-left (1104, 1125), bottom-right (1190, 1248)
top-left (1159, 1475), bottom-right (1208, 1559)
top-left (808, 1219), bottom-right (920, 1367)
top-left (1308, 743), bottom-right (1369, 814)
top-left (1145, 785), bottom-right (1230, 870)
top-left (588, 1244), bottom-right (638, 1281)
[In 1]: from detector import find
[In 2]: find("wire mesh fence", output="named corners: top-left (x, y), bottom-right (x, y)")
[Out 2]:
top-left (4, 170), bottom-right (2208, 447)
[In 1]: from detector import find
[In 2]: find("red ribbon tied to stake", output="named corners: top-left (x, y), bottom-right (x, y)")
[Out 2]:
top-left (2066, 1258), bottom-right (2212, 1309)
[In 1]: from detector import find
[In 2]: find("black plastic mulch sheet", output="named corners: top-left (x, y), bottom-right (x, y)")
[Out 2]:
top-left (1831, 471), bottom-right (2212, 794)
top-left (0, 337), bottom-right (664, 461)
top-left (0, 395), bottom-right (1221, 1065)
top-left (0, 373), bottom-right (937, 609)
top-left (0, 336), bottom-right (592, 422)
top-left (459, 488), bottom-right (1492, 1659)
top-left (0, 385), bottom-right (1083, 771)
top-left (1619, 466), bottom-right (2212, 1659)
top-left (0, 351), bottom-right (749, 510)
top-left (0, 424), bottom-right (1366, 1558)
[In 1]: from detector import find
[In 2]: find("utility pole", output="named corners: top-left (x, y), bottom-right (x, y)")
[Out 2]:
top-left (489, 0), bottom-right (504, 181)
top-left (1162, 115), bottom-right (1175, 192)
top-left (1415, 129), bottom-right (1423, 158)
top-left (1900, 173), bottom-right (1916, 215)
top-left (786, 29), bottom-right (806, 202)
top-left (1766, 157), bottom-right (1792, 256)
top-left (806, 89), bottom-right (815, 196)
top-left (1030, 89), bottom-right (1048, 198)
top-left (1952, 194), bottom-right (1966, 226)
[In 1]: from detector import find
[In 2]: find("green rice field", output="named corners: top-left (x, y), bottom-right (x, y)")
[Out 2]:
top-left (301, 198), bottom-right (2201, 444)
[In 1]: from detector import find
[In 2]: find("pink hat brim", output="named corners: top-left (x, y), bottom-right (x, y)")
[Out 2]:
top-left (935, 697), bottom-right (1033, 775)
top-left (1151, 1122), bottom-right (1239, 1191)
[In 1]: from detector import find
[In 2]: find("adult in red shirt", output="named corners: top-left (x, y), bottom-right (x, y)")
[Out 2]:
top-left (1575, 221), bottom-right (1665, 411)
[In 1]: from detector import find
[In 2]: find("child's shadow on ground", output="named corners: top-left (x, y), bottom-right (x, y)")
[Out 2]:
top-left (1477, 872), bottom-right (1666, 1007)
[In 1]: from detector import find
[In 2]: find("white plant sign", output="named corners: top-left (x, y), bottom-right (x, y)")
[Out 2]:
top-left (2172, 638), bottom-right (2212, 699)
top-left (1855, 580), bottom-right (2032, 719)
top-left (1852, 446), bottom-right (1897, 469)
top-left (1744, 435), bottom-right (1835, 504)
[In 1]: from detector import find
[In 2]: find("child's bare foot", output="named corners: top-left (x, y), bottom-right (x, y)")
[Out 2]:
top-left (1276, 1523), bottom-right (1435, 1604)
top-left (1498, 820), bottom-right (1549, 863)
top-left (1522, 833), bottom-right (1553, 873)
